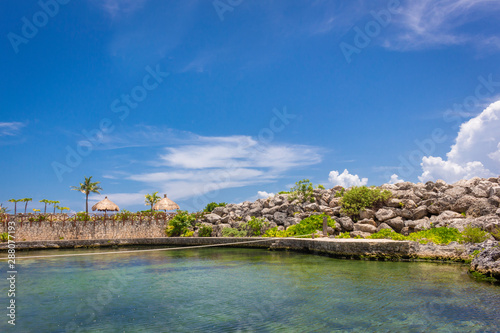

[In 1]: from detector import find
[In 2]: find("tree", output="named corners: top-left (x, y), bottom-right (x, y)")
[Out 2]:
top-left (0, 204), bottom-right (9, 214)
top-left (144, 192), bottom-right (160, 212)
top-left (8, 199), bottom-right (21, 215)
top-left (39, 199), bottom-right (50, 214)
top-left (55, 206), bottom-right (70, 214)
top-left (50, 200), bottom-right (60, 214)
top-left (21, 198), bottom-right (32, 214)
top-left (70, 176), bottom-right (103, 214)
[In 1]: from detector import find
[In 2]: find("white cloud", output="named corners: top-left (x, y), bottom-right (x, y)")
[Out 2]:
top-left (257, 191), bottom-right (275, 199)
top-left (328, 169), bottom-right (368, 188)
top-left (0, 122), bottom-right (26, 136)
top-left (385, 0), bottom-right (500, 51)
top-left (388, 174), bottom-right (404, 184)
top-left (419, 100), bottom-right (500, 183)
top-left (103, 132), bottom-right (322, 204)
top-left (93, 0), bottom-right (148, 17)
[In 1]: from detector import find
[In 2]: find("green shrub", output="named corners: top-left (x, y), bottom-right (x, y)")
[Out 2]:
top-left (339, 186), bottom-right (392, 217)
top-left (317, 184), bottom-right (325, 189)
top-left (408, 227), bottom-right (463, 245)
top-left (369, 229), bottom-right (407, 241)
top-left (462, 225), bottom-right (489, 243)
top-left (76, 212), bottom-right (90, 221)
top-left (115, 210), bottom-right (133, 221)
top-left (198, 225), bottom-right (213, 237)
top-left (277, 191), bottom-right (289, 195)
top-left (222, 227), bottom-right (247, 237)
top-left (287, 214), bottom-right (335, 237)
top-left (0, 232), bottom-right (9, 242)
top-left (181, 230), bottom-right (194, 237)
top-left (289, 179), bottom-right (315, 203)
top-left (491, 226), bottom-right (500, 241)
top-left (246, 217), bottom-right (268, 236)
top-left (36, 215), bottom-right (46, 222)
top-left (203, 202), bottom-right (227, 213)
top-left (337, 232), bottom-right (351, 239)
top-left (166, 210), bottom-right (195, 237)
top-left (263, 227), bottom-right (292, 237)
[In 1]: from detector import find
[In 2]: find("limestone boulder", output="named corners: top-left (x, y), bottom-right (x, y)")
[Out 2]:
top-left (359, 209), bottom-right (375, 220)
top-left (385, 217), bottom-right (404, 233)
top-left (205, 213), bottom-right (221, 224)
top-left (354, 223), bottom-right (377, 234)
top-left (376, 223), bottom-right (393, 233)
top-left (337, 216), bottom-right (354, 232)
top-left (375, 208), bottom-right (396, 222)
top-left (412, 206), bottom-right (428, 220)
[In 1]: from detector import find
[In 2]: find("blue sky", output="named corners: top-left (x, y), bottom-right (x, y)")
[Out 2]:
top-left (1, 0), bottom-right (500, 213)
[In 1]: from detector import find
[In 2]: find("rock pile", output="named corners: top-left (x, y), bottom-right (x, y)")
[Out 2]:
top-left (197, 176), bottom-right (500, 239)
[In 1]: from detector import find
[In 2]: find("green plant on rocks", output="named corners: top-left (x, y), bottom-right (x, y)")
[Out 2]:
top-left (198, 225), bottom-right (213, 237)
top-left (336, 232), bottom-right (351, 239)
top-left (462, 225), bottom-right (490, 243)
top-left (369, 229), bottom-right (407, 241)
top-left (263, 227), bottom-right (292, 237)
top-left (166, 210), bottom-right (195, 237)
top-left (1, 232), bottom-right (10, 242)
top-left (338, 186), bottom-right (392, 218)
top-left (222, 227), bottom-right (247, 237)
top-left (286, 214), bottom-right (335, 237)
top-left (203, 202), bottom-right (227, 213)
top-left (288, 179), bottom-right (315, 203)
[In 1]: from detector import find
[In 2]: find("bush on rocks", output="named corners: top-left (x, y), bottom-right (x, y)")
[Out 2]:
top-left (339, 186), bottom-right (392, 218)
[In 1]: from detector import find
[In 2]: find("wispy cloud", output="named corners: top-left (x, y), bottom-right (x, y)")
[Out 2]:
top-left (384, 0), bottom-right (500, 51)
top-left (92, 0), bottom-right (148, 18)
top-left (0, 122), bottom-right (26, 136)
top-left (101, 130), bottom-right (323, 204)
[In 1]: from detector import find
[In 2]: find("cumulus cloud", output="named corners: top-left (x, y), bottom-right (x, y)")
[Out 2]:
top-left (388, 174), bottom-right (404, 184)
top-left (257, 191), bottom-right (275, 199)
top-left (419, 100), bottom-right (500, 183)
top-left (328, 169), bottom-right (368, 188)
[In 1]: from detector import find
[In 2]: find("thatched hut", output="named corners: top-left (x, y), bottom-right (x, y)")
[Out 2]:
top-left (153, 194), bottom-right (179, 211)
top-left (92, 196), bottom-right (119, 216)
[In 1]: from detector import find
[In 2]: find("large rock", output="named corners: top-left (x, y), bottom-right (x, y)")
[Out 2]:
top-left (412, 206), bottom-right (428, 220)
top-left (359, 209), bottom-right (375, 220)
top-left (353, 223), bottom-right (377, 234)
top-left (444, 186), bottom-right (468, 199)
top-left (451, 195), bottom-right (477, 213)
top-left (329, 198), bottom-right (341, 208)
top-left (205, 213), bottom-right (221, 224)
top-left (350, 231), bottom-right (371, 238)
top-left (212, 206), bottom-right (228, 216)
top-left (358, 218), bottom-right (377, 227)
top-left (304, 203), bottom-right (320, 212)
top-left (375, 208), bottom-right (396, 222)
top-left (470, 240), bottom-right (500, 279)
top-left (337, 216), bottom-right (354, 231)
top-left (376, 223), bottom-right (393, 232)
top-left (273, 212), bottom-right (287, 225)
top-left (385, 217), bottom-right (404, 233)
top-left (466, 198), bottom-right (497, 217)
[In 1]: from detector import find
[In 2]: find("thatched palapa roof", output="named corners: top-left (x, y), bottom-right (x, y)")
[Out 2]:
top-left (92, 196), bottom-right (119, 212)
top-left (153, 194), bottom-right (179, 211)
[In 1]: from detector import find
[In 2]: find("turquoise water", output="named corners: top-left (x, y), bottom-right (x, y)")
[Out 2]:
top-left (1, 247), bottom-right (499, 332)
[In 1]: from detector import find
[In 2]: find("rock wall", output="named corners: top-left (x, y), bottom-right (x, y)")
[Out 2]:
top-left (0, 218), bottom-right (169, 241)
top-left (196, 176), bottom-right (500, 238)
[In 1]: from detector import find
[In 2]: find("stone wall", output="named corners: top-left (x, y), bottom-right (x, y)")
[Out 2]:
top-left (0, 218), bottom-right (169, 241)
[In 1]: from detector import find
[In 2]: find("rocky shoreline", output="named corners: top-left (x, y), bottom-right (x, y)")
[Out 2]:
top-left (193, 176), bottom-right (500, 279)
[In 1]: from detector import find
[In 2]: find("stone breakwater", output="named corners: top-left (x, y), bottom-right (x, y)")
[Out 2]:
top-left (193, 176), bottom-right (500, 278)
top-left (197, 176), bottom-right (500, 238)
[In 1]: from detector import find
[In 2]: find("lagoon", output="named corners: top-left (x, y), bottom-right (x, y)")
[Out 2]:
top-left (1, 247), bottom-right (499, 332)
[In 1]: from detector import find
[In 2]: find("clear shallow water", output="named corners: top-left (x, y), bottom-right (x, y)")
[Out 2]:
top-left (1, 247), bottom-right (500, 332)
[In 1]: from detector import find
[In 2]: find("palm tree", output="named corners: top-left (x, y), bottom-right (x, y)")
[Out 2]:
top-left (56, 206), bottom-right (70, 214)
top-left (21, 198), bottom-right (32, 214)
top-left (39, 199), bottom-right (51, 214)
top-left (0, 204), bottom-right (9, 214)
top-left (145, 192), bottom-right (160, 212)
top-left (70, 176), bottom-right (103, 214)
top-left (50, 200), bottom-right (60, 214)
top-left (8, 199), bottom-right (21, 215)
